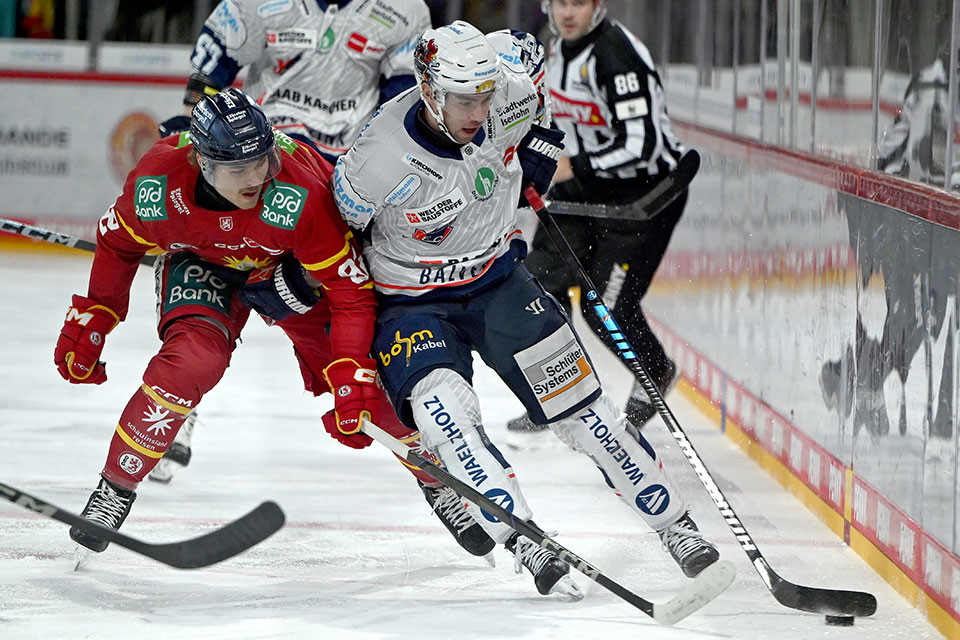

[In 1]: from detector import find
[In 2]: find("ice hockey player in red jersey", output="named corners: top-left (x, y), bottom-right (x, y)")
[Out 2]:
top-left (55, 88), bottom-right (494, 563)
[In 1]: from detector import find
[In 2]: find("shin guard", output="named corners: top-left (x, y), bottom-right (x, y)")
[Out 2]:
top-left (551, 392), bottom-right (685, 530)
top-left (410, 369), bottom-right (532, 543)
top-left (102, 317), bottom-right (233, 489)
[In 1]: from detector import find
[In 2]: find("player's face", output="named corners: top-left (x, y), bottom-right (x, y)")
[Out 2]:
top-left (552, 0), bottom-right (596, 41)
top-left (441, 91), bottom-right (495, 143)
top-left (207, 156), bottom-right (271, 209)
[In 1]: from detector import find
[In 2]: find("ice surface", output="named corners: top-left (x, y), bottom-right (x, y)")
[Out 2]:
top-left (0, 252), bottom-right (942, 639)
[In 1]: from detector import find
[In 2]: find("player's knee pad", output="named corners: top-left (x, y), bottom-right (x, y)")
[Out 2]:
top-left (552, 392), bottom-right (685, 529)
top-left (142, 316), bottom-right (233, 407)
top-left (409, 369), bottom-right (532, 542)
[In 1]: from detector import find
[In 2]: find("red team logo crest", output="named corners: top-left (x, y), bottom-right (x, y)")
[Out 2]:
top-left (219, 217), bottom-right (234, 231)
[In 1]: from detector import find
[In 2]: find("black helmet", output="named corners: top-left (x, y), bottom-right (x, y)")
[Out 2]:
top-left (189, 88), bottom-right (274, 162)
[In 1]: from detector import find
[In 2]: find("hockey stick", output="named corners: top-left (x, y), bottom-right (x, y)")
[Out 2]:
top-left (544, 149), bottom-right (699, 221)
top-left (524, 185), bottom-right (878, 619)
top-left (0, 217), bottom-right (157, 267)
top-left (0, 480), bottom-right (285, 569)
top-left (361, 420), bottom-right (735, 626)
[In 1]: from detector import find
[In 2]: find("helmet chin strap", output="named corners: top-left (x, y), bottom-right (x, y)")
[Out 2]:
top-left (424, 89), bottom-right (463, 145)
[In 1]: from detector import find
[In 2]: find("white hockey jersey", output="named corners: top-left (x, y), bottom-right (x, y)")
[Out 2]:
top-left (191, 0), bottom-right (431, 156)
top-left (333, 53), bottom-right (543, 299)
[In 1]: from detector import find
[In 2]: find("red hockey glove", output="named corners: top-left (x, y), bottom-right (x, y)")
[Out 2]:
top-left (321, 357), bottom-right (378, 449)
top-left (54, 295), bottom-right (120, 385)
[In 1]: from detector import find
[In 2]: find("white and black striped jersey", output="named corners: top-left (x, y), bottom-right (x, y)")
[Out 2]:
top-left (190, 0), bottom-right (431, 157)
top-left (332, 41), bottom-right (543, 300)
top-left (878, 57), bottom-right (960, 188)
top-left (546, 19), bottom-right (682, 190)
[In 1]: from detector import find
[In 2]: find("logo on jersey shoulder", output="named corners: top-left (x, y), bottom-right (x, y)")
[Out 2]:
top-left (273, 130), bottom-right (298, 155)
top-left (168, 187), bottom-right (191, 216)
top-left (403, 154), bottom-right (444, 182)
top-left (261, 180), bottom-right (307, 230)
top-left (404, 188), bottom-right (465, 224)
top-left (549, 89), bottom-right (608, 127)
top-left (495, 92), bottom-right (537, 130)
top-left (412, 221), bottom-right (455, 246)
top-left (333, 166), bottom-right (375, 222)
top-left (385, 174), bottom-right (422, 205)
top-left (135, 176), bottom-right (168, 221)
top-left (257, 0), bottom-right (293, 18)
top-left (212, 1), bottom-right (245, 41)
top-left (472, 168), bottom-right (498, 201)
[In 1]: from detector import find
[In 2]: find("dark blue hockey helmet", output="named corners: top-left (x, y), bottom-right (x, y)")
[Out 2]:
top-left (190, 88), bottom-right (275, 162)
top-left (189, 88), bottom-right (282, 190)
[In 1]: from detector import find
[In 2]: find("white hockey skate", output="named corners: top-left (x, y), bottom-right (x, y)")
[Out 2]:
top-left (148, 411), bottom-right (197, 484)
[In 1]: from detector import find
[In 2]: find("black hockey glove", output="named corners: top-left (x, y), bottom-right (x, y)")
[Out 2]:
top-left (157, 115), bottom-right (192, 139)
top-left (238, 255), bottom-right (322, 323)
top-left (518, 124), bottom-right (564, 204)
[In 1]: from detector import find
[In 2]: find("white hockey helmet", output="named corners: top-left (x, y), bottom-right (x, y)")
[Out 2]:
top-left (414, 21), bottom-right (502, 142)
top-left (540, 0), bottom-right (608, 36)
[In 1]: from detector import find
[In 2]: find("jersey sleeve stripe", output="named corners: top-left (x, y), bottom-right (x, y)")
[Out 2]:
top-left (114, 208), bottom-right (159, 248)
top-left (301, 233), bottom-right (353, 271)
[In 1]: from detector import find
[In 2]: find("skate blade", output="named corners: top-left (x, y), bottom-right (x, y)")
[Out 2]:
top-left (551, 575), bottom-right (585, 601)
top-left (147, 460), bottom-right (175, 484)
top-left (505, 431), bottom-right (564, 452)
top-left (481, 551), bottom-right (496, 568)
top-left (73, 546), bottom-right (91, 571)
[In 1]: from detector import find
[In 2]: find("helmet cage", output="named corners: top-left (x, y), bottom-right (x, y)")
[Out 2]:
top-left (540, 0), bottom-right (608, 36)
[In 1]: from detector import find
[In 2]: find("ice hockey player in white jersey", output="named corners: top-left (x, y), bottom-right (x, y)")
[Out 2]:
top-left (332, 21), bottom-right (722, 597)
top-left (183, 0), bottom-right (432, 162)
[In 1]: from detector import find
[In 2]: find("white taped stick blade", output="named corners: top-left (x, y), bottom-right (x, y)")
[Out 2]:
top-left (652, 560), bottom-right (736, 626)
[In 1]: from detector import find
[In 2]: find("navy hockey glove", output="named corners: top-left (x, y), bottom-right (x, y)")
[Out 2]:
top-left (157, 115), bottom-right (192, 139)
top-left (238, 255), bottom-right (322, 322)
top-left (518, 124), bottom-right (564, 201)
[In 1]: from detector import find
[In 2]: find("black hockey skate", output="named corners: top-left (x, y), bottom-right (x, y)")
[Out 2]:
top-left (658, 511), bottom-right (720, 578)
top-left (420, 482), bottom-right (496, 562)
top-left (70, 476), bottom-right (137, 553)
top-left (148, 411), bottom-right (196, 484)
top-left (506, 532), bottom-right (582, 598)
top-left (625, 359), bottom-right (678, 429)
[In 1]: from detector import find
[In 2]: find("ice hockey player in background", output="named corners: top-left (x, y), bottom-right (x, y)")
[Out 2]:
top-left (55, 88), bottom-right (493, 564)
top-left (505, 0), bottom-right (690, 448)
top-left (178, 0), bottom-right (432, 163)
top-left (150, 0), bottom-right (433, 483)
top-left (332, 21), bottom-right (720, 597)
top-left (878, 54), bottom-right (960, 188)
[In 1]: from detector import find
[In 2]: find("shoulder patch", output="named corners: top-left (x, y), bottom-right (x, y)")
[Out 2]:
top-left (257, 0), bottom-right (293, 18)
top-left (273, 130), bottom-right (299, 155)
top-left (261, 180), bottom-right (307, 230)
top-left (614, 96), bottom-right (648, 120)
top-left (134, 176), bottom-right (168, 221)
top-left (386, 174), bottom-right (422, 205)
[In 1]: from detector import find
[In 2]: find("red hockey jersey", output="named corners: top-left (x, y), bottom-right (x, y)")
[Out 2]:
top-left (88, 131), bottom-right (375, 360)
